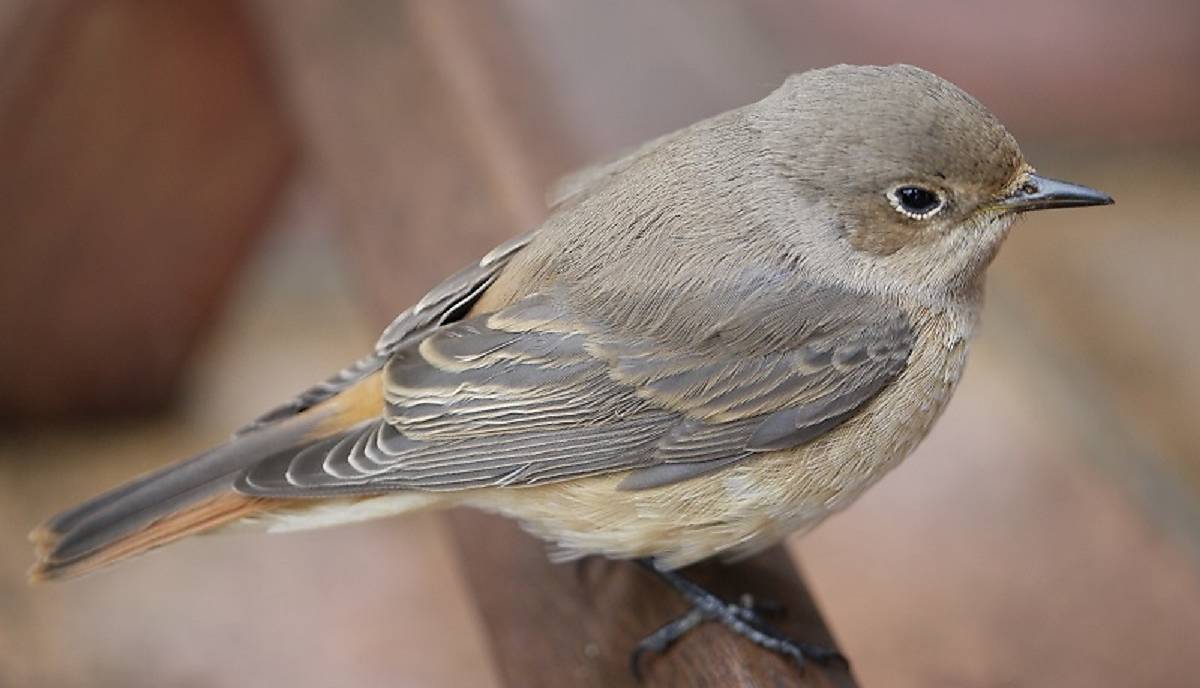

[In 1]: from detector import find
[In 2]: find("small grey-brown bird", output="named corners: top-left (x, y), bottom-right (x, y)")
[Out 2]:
top-left (30, 64), bottom-right (1111, 668)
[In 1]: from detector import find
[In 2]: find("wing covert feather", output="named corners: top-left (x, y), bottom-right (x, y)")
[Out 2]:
top-left (236, 285), bottom-right (913, 496)
top-left (234, 233), bottom-right (532, 436)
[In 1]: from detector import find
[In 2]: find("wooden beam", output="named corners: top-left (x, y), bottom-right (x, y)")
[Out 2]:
top-left (448, 510), bottom-right (853, 687)
top-left (251, 1), bottom-right (855, 685)
top-left (0, 0), bottom-right (295, 420)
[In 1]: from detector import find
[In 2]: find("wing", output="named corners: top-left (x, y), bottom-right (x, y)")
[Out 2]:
top-left (234, 233), bottom-right (532, 435)
top-left (236, 286), bottom-right (913, 496)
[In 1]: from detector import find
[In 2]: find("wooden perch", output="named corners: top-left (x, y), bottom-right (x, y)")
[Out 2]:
top-left (447, 510), bottom-right (854, 687)
top-left (251, 1), bottom-right (856, 685)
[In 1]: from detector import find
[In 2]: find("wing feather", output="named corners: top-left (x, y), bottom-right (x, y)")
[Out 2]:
top-left (234, 233), bottom-right (533, 436)
top-left (236, 284), bottom-right (913, 496)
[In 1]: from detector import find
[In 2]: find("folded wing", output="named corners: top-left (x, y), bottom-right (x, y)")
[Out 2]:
top-left (237, 285), bottom-right (913, 496)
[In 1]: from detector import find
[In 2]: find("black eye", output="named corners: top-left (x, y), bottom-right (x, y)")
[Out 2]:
top-left (890, 185), bottom-right (943, 219)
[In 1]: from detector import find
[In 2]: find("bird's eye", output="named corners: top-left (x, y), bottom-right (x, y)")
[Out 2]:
top-left (888, 185), bottom-right (944, 220)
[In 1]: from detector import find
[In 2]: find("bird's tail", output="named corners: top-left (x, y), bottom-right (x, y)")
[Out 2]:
top-left (27, 412), bottom-right (328, 583)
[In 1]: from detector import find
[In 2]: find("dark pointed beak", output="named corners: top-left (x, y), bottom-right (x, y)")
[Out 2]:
top-left (1001, 173), bottom-right (1113, 213)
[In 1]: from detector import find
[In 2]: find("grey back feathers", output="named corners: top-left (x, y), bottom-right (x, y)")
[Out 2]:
top-left (236, 286), bottom-right (912, 495)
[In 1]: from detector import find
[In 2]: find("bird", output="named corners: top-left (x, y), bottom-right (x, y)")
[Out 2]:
top-left (29, 63), bottom-right (1112, 670)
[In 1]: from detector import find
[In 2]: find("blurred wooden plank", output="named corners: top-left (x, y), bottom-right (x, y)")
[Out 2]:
top-left (495, 0), bottom-right (1200, 147)
top-left (250, 1), bottom-right (854, 685)
top-left (990, 152), bottom-right (1200, 544)
top-left (0, 0), bottom-right (295, 420)
top-left (738, 0), bottom-right (1200, 143)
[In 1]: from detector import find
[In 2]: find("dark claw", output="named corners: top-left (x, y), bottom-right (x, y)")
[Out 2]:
top-left (630, 607), bottom-right (705, 681)
top-left (631, 559), bottom-right (848, 678)
top-left (804, 644), bottom-right (850, 670)
top-left (737, 592), bottom-right (787, 620)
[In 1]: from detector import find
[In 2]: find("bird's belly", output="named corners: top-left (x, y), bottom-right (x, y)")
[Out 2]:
top-left (469, 330), bottom-right (970, 569)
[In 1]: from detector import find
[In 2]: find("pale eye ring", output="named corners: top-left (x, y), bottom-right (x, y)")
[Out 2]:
top-left (888, 185), bottom-right (944, 220)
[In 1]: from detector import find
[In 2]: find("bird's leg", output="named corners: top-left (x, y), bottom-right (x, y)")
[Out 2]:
top-left (629, 606), bottom-right (707, 680)
top-left (632, 559), bottom-right (846, 677)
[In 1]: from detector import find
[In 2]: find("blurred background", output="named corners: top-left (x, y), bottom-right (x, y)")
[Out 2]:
top-left (2, 1), bottom-right (1199, 686)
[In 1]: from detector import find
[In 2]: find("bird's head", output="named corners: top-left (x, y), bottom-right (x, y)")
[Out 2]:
top-left (755, 64), bottom-right (1112, 297)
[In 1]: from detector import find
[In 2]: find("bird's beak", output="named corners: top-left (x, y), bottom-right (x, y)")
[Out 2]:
top-left (1000, 172), bottom-right (1113, 213)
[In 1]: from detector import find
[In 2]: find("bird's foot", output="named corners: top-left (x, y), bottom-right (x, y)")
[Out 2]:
top-left (631, 559), bottom-right (847, 680)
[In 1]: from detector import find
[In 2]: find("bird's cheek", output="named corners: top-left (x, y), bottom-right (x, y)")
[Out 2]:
top-left (843, 215), bottom-right (923, 257)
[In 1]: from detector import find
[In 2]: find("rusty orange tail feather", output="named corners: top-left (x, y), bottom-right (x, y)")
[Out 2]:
top-left (29, 373), bottom-right (386, 583)
top-left (30, 493), bottom-right (280, 582)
